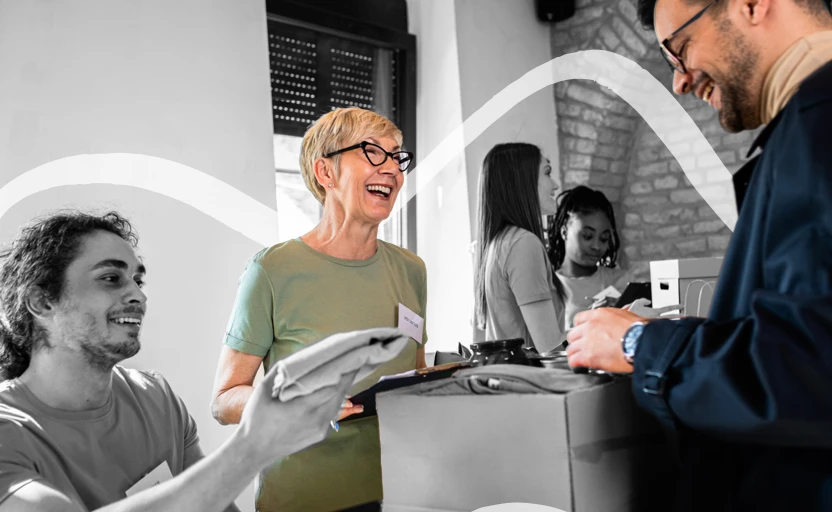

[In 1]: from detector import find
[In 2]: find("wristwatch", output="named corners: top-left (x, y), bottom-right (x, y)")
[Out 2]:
top-left (621, 321), bottom-right (646, 365)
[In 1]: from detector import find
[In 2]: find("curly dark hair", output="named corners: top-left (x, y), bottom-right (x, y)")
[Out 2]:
top-left (547, 186), bottom-right (621, 272)
top-left (0, 211), bottom-right (138, 381)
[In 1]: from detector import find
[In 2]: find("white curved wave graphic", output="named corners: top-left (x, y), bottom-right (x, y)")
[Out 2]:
top-left (0, 153), bottom-right (280, 246)
top-left (473, 505), bottom-right (565, 512)
top-left (0, 50), bottom-right (736, 238)
top-left (405, 50), bottom-right (736, 230)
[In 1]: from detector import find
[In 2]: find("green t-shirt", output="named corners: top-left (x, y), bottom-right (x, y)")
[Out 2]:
top-left (223, 238), bottom-right (428, 512)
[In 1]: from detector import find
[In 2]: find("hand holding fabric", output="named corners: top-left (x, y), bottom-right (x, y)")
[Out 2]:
top-left (236, 327), bottom-right (409, 464)
top-left (238, 361), bottom-right (354, 466)
top-left (271, 327), bottom-right (410, 401)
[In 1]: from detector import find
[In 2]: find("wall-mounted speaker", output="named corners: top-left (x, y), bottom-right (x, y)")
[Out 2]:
top-left (535, 0), bottom-right (576, 22)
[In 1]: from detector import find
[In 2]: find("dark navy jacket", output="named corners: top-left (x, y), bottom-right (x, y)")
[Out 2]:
top-left (633, 60), bottom-right (832, 511)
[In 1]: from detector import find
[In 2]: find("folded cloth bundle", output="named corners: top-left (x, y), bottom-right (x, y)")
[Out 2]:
top-left (381, 364), bottom-right (611, 397)
top-left (271, 327), bottom-right (410, 401)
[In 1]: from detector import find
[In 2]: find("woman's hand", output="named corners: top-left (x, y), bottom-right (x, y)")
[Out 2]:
top-left (336, 398), bottom-right (364, 421)
top-left (590, 295), bottom-right (618, 309)
top-left (624, 298), bottom-right (683, 319)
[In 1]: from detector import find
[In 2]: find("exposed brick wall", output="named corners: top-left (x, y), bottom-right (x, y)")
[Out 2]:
top-left (550, 0), bottom-right (760, 280)
top-left (621, 93), bottom-right (759, 277)
top-left (554, 80), bottom-right (636, 202)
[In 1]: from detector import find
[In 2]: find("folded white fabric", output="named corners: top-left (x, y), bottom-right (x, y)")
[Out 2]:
top-left (271, 327), bottom-right (410, 401)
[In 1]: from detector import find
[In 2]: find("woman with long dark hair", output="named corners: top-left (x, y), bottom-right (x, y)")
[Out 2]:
top-left (474, 142), bottom-right (565, 352)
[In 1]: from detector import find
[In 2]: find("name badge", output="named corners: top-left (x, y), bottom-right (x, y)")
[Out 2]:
top-left (125, 460), bottom-right (174, 497)
top-left (397, 303), bottom-right (424, 344)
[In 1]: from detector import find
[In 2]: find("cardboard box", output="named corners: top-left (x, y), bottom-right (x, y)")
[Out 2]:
top-left (377, 377), bottom-right (676, 512)
top-left (650, 257), bottom-right (723, 316)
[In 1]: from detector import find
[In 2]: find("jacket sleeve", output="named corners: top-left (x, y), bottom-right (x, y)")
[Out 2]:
top-left (631, 100), bottom-right (832, 448)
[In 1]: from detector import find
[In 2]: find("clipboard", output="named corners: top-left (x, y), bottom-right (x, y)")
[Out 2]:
top-left (342, 362), bottom-right (470, 423)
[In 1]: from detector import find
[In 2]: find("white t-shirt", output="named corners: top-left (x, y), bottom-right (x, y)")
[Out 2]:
top-left (557, 265), bottom-right (626, 330)
top-left (484, 226), bottom-right (565, 348)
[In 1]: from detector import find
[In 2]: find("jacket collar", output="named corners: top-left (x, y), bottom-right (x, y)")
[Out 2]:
top-left (746, 58), bottom-right (832, 158)
top-left (745, 113), bottom-right (782, 158)
top-left (733, 118), bottom-right (781, 210)
top-left (733, 116), bottom-right (779, 210)
top-left (746, 58), bottom-right (832, 157)
top-left (733, 59), bottom-right (832, 209)
top-left (733, 156), bottom-right (757, 210)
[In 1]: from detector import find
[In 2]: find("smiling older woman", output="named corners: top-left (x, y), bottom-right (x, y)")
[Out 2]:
top-left (209, 107), bottom-right (427, 512)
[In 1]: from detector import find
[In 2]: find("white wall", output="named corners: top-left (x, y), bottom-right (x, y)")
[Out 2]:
top-left (455, 0), bottom-right (561, 235)
top-left (0, 1), bottom-right (274, 510)
top-left (408, 0), bottom-right (472, 354)
top-left (407, 0), bottom-right (559, 350)
top-left (0, 0), bottom-right (561, 504)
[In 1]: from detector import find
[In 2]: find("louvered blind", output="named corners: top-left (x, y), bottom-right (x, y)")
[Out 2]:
top-left (268, 21), bottom-right (398, 137)
top-left (269, 28), bottom-right (318, 131)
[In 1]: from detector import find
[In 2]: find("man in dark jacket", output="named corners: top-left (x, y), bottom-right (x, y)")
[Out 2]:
top-left (565, 0), bottom-right (832, 510)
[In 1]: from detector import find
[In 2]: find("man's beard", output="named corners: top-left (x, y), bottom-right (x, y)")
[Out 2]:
top-left (79, 326), bottom-right (141, 372)
top-left (714, 21), bottom-right (761, 132)
top-left (62, 310), bottom-right (141, 373)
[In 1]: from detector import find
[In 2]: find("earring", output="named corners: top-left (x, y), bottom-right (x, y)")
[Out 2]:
top-left (328, 183), bottom-right (333, 188)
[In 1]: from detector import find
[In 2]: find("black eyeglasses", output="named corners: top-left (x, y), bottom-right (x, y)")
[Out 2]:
top-left (660, 0), bottom-right (718, 75)
top-left (323, 141), bottom-right (414, 173)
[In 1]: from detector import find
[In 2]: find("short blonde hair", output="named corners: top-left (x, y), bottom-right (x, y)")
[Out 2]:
top-left (300, 107), bottom-right (403, 204)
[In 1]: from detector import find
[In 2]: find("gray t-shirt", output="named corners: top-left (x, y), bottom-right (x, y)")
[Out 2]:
top-left (484, 226), bottom-right (564, 348)
top-left (0, 366), bottom-right (202, 510)
top-left (557, 265), bottom-right (626, 330)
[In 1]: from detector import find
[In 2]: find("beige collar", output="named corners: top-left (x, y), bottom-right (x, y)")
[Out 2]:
top-left (760, 30), bottom-right (832, 125)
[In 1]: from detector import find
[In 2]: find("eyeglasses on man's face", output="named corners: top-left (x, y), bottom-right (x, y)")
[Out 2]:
top-left (660, 0), bottom-right (719, 75)
top-left (324, 141), bottom-right (414, 173)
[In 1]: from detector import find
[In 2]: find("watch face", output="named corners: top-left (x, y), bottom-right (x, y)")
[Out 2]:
top-left (624, 323), bottom-right (644, 356)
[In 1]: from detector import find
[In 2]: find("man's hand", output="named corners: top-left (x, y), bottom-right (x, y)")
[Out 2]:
top-left (566, 307), bottom-right (647, 373)
top-left (237, 365), bottom-right (355, 467)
